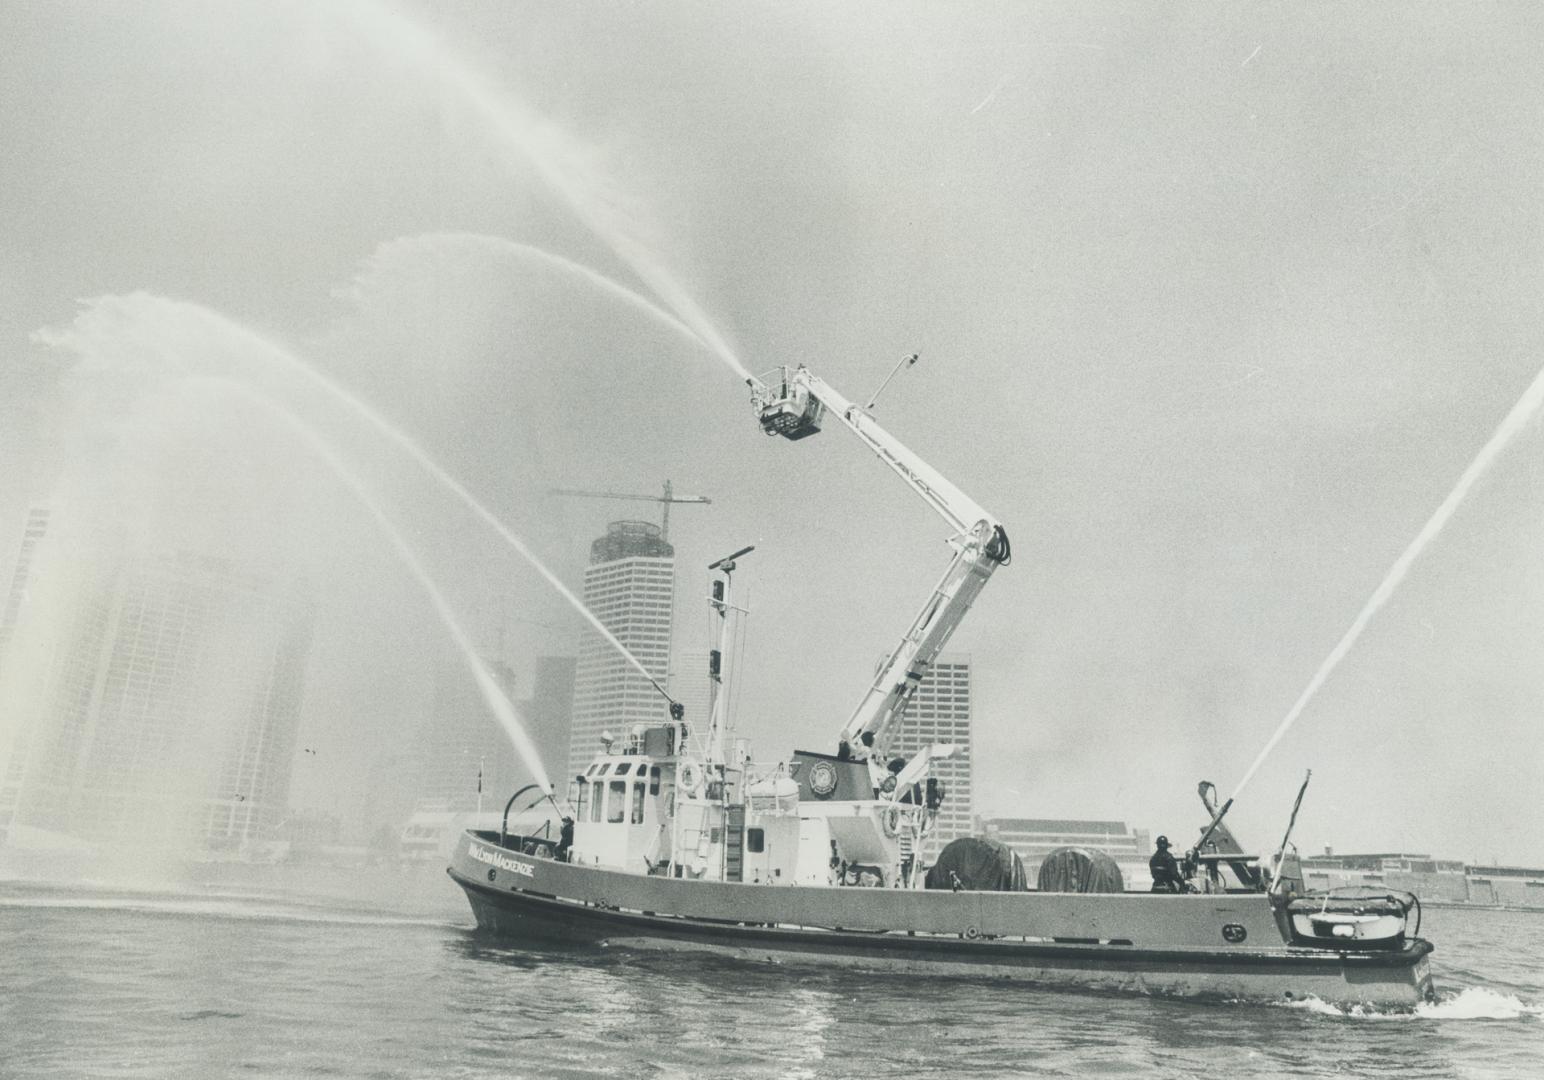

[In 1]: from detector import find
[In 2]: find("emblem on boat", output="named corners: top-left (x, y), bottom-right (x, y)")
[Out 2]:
top-left (1222, 924), bottom-right (1247, 943)
top-left (809, 760), bottom-right (838, 798)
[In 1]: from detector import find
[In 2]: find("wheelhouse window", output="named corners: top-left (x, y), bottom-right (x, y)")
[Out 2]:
top-left (631, 782), bottom-right (646, 824)
top-left (590, 782), bottom-right (603, 822)
top-left (607, 780), bottom-right (626, 823)
top-left (615, 762), bottom-right (631, 776)
top-left (649, 765), bottom-right (661, 795)
top-left (747, 828), bottom-right (765, 854)
top-left (575, 782), bottom-right (590, 822)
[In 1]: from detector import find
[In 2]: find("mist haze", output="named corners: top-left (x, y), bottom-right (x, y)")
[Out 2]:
top-left (3, 1), bottom-right (1543, 877)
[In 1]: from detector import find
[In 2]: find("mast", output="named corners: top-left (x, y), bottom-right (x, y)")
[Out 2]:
top-left (705, 545), bottom-right (754, 763)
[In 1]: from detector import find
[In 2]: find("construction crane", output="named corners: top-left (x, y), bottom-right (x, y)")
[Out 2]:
top-left (548, 480), bottom-right (711, 542)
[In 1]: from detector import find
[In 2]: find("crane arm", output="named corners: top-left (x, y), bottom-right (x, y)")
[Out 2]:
top-left (840, 527), bottom-right (1003, 762)
top-left (748, 364), bottom-right (1009, 769)
top-left (549, 482), bottom-right (711, 543)
top-left (548, 488), bottom-right (710, 505)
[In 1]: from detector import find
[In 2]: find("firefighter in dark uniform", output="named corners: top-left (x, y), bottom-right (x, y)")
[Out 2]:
top-left (1149, 834), bottom-right (1186, 893)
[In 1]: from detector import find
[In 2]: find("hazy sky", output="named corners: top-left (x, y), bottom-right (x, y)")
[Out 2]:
top-left (3, 2), bottom-right (1542, 863)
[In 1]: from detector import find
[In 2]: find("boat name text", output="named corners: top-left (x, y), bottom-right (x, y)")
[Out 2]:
top-left (468, 844), bottom-right (535, 878)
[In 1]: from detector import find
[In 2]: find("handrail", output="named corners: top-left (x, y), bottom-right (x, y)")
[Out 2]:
top-left (500, 783), bottom-right (547, 850)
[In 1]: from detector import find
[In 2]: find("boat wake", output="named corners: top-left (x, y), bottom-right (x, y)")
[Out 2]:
top-left (1273, 986), bottom-right (1544, 1021)
top-left (0, 890), bottom-right (461, 930)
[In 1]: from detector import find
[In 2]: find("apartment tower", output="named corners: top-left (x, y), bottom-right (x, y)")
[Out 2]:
top-left (567, 522), bottom-right (675, 777)
top-left (882, 652), bottom-right (974, 853)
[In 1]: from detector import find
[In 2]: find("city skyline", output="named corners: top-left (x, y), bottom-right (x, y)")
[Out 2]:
top-left (3, 0), bottom-right (1544, 874)
top-left (1, 491), bottom-right (1539, 869)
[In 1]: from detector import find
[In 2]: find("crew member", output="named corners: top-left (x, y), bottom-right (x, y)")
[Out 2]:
top-left (556, 816), bottom-right (575, 863)
top-left (1149, 835), bottom-right (1185, 893)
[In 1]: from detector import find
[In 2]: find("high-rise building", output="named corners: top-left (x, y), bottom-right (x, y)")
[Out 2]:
top-left (668, 648), bottom-right (714, 738)
top-left (404, 651), bottom-right (576, 813)
top-left (568, 521), bottom-right (675, 776)
top-left (0, 507), bottom-right (50, 679)
top-left (525, 655), bottom-right (576, 783)
top-left (1, 547), bottom-right (313, 854)
top-left (410, 655), bottom-right (523, 814)
top-left (882, 652), bottom-right (974, 853)
top-left (398, 653), bottom-right (576, 860)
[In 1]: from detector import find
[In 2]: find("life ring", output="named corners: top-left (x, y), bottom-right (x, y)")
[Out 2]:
top-left (678, 760), bottom-right (703, 797)
top-left (881, 807), bottom-right (902, 838)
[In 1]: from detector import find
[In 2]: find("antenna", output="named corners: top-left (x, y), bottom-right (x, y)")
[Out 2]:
top-left (708, 545), bottom-right (755, 572)
top-left (865, 352), bottom-right (919, 411)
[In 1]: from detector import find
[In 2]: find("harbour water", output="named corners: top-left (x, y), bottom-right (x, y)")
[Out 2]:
top-left (2, 877), bottom-right (1540, 1079)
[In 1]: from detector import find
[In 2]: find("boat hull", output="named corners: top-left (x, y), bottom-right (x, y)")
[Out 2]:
top-left (449, 832), bottom-right (1434, 1007)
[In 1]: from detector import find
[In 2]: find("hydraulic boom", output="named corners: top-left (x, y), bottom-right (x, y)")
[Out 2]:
top-left (748, 363), bottom-right (1010, 782)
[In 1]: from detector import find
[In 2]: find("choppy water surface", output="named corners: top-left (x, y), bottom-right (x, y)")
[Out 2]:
top-left (1, 881), bottom-right (1539, 1079)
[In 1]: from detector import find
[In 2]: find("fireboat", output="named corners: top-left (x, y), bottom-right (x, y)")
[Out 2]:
top-left (448, 362), bottom-right (1435, 1007)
